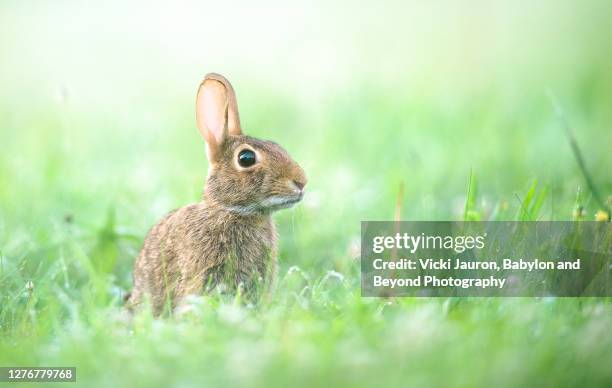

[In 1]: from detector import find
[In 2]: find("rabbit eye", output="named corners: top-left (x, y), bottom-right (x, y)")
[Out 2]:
top-left (238, 149), bottom-right (256, 167)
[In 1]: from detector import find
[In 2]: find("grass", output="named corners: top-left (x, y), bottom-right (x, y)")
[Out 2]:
top-left (1, 83), bottom-right (610, 386)
top-left (1, 1), bottom-right (612, 387)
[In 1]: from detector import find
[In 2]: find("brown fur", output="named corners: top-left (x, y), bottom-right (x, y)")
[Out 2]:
top-left (127, 74), bottom-right (306, 315)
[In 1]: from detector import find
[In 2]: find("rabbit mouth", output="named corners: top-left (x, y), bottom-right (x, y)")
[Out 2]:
top-left (261, 193), bottom-right (304, 210)
top-left (220, 194), bottom-right (303, 215)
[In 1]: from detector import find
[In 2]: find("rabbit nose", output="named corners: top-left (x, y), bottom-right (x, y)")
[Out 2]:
top-left (292, 179), bottom-right (306, 191)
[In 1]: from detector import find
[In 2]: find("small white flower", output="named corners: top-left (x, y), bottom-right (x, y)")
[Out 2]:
top-left (25, 280), bottom-right (34, 291)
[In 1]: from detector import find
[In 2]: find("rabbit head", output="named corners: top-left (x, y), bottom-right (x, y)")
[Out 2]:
top-left (196, 73), bottom-right (307, 214)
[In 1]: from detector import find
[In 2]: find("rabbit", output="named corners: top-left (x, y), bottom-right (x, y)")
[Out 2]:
top-left (126, 73), bottom-right (307, 315)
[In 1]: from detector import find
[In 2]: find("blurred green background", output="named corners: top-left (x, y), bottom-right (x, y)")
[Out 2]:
top-left (1, 1), bottom-right (611, 387)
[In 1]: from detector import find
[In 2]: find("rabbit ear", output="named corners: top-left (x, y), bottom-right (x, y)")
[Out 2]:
top-left (196, 73), bottom-right (242, 161)
top-left (205, 73), bottom-right (242, 136)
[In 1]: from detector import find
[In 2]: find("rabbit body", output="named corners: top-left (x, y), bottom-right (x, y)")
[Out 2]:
top-left (129, 202), bottom-right (276, 314)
